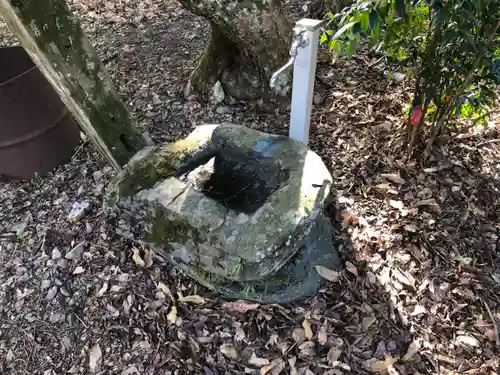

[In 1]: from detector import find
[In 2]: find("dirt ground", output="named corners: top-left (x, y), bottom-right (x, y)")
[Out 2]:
top-left (1, 0), bottom-right (500, 374)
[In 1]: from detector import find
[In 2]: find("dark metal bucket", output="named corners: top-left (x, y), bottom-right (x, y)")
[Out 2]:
top-left (0, 46), bottom-right (80, 180)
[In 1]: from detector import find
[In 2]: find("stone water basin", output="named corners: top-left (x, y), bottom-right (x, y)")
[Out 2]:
top-left (106, 124), bottom-right (341, 303)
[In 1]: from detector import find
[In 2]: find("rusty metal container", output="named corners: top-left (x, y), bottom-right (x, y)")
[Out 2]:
top-left (0, 46), bottom-right (80, 180)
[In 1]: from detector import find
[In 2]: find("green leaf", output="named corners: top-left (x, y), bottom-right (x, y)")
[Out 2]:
top-left (373, 20), bottom-right (381, 40)
top-left (357, 2), bottom-right (371, 11)
top-left (329, 39), bottom-right (337, 51)
top-left (335, 41), bottom-right (343, 55)
top-left (462, 31), bottom-right (477, 52)
top-left (369, 9), bottom-right (379, 29)
top-left (345, 42), bottom-right (353, 59)
top-left (360, 12), bottom-right (370, 31)
top-left (332, 21), bottom-right (358, 40)
top-left (352, 21), bottom-right (362, 34)
top-left (378, 3), bottom-right (390, 19)
top-left (327, 11), bottom-right (336, 21)
top-left (431, 1), bottom-right (445, 28)
top-left (319, 32), bottom-right (329, 45)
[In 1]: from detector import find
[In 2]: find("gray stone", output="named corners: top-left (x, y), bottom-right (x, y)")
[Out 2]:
top-left (65, 242), bottom-right (85, 261)
top-left (92, 170), bottom-right (103, 182)
top-left (106, 124), bottom-right (341, 302)
top-left (46, 286), bottom-right (58, 301)
top-left (210, 81), bottom-right (225, 105)
top-left (51, 247), bottom-right (61, 260)
top-left (67, 201), bottom-right (90, 222)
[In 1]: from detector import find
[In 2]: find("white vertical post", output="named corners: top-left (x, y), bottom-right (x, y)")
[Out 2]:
top-left (289, 19), bottom-right (323, 146)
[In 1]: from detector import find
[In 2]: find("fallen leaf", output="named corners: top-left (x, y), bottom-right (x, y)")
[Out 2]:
top-left (89, 343), bottom-right (102, 373)
top-left (278, 340), bottom-right (290, 355)
top-left (223, 300), bottom-right (260, 313)
top-left (364, 356), bottom-right (396, 372)
top-left (96, 282), bottom-right (108, 297)
top-left (410, 305), bottom-right (427, 316)
top-left (366, 271), bottom-right (377, 284)
top-left (380, 173), bottom-right (405, 185)
top-left (261, 358), bottom-right (285, 375)
top-left (143, 248), bottom-right (153, 267)
top-left (403, 339), bottom-right (422, 361)
top-left (292, 328), bottom-right (307, 344)
top-left (423, 166), bottom-right (447, 173)
top-left (362, 316), bottom-right (377, 331)
top-left (220, 343), bottom-right (239, 360)
top-left (338, 196), bottom-right (354, 205)
top-left (248, 353), bottom-right (270, 367)
top-left (345, 261), bottom-right (358, 277)
top-left (178, 295), bottom-right (206, 304)
top-left (288, 357), bottom-right (297, 375)
top-left (167, 305), bottom-right (177, 324)
top-left (390, 72), bottom-right (406, 82)
top-left (392, 268), bottom-right (415, 289)
top-left (6, 349), bottom-right (14, 364)
top-left (456, 335), bottom-right (480, 347)
top-left (121, 367), bottom-right (140, 375)
top-left (468, 202), bottom-right (485, 217)
top-left (315, 265), bottom-right (341, 282)
top-left (157, 282), bottom-right (172, 299)
top-left (302, 319), bottom-right (313, 340)
top-left (298, 341), bottom-right (316, 359)
top-left (234, 327), bottom-right (246, 342)
top-left (414, 198), bottom-right (441, 212)
top-left (374, 183), bottom-right (398, 195)
top-left (389, 200), bottom-right (404, 210)
top-left (72, 266), bottom-right (85, 275)
top-left (318, 322), bottom-right (328, 345)
top-left (404, 224), bottom-right (417, 232)
top-left (327, 347), bottom-right (342, 365)
top-left (485, 329), bottom-right (497, 342)
top-left (132, 247), bottom-right (146, 267)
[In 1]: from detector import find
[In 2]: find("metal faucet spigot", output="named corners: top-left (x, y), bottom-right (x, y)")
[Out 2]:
top-left (270, 29), bottom-right (309, 90)
top-left (270, 57), bottom-right (295, 89)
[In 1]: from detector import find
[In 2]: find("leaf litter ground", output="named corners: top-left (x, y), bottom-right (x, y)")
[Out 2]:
top-left (1, 0), bottom-right (500, 374)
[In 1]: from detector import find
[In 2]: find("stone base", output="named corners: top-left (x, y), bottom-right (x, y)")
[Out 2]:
top-left (106, 124), bottom-right (342, 304)
top-left (168, 212), bottom-right (340, 304)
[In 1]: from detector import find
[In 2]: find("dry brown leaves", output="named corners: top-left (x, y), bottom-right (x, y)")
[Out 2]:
top-left (1, 0), bottom-right (500, 373)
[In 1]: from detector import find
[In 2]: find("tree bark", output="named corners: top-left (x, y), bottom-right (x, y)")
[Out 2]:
top-left (180, 0), bottom-right (293, 101)
top-left (0, 0), bottom-right (146, 170)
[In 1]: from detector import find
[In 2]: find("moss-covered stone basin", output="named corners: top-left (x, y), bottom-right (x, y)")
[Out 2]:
top-left (105, 124), bottom-right (341, 303)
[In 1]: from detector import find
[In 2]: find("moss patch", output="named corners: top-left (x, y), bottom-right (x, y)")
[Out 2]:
top-left (146, 205), bottom-right (203, 247)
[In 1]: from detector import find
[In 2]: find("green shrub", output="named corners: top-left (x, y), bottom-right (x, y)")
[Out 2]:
top-left (321, 0), bottom-right (500, 155)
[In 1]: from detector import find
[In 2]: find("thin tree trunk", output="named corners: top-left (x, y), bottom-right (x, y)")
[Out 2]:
top-left (0, 0), bottom-right (146, 170)
top-left (180, 0), bottom-right (293, 101)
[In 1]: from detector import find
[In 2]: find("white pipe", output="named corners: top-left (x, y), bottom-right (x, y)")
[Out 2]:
top-left (288, 19), bottom-right (324, 146)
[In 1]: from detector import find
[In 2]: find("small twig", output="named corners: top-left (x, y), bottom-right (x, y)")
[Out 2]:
top-left (482, 298), bottom-right (500, 349)
top-left (367, 55), bottom-right (385, 68)
top-left (72, 312), bottom-right (89, 329)
top-left (435, 353), bottom-right (462, 366)
top-left (475, 138), bottom-right (500, 148)
top-left (71, 138), bottom-right (90, 161)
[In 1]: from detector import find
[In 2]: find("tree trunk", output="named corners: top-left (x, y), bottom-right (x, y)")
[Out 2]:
top-left (0, 0), bottom-right (146, 170)
top-left (180, 0), bottom-right (293, 101)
